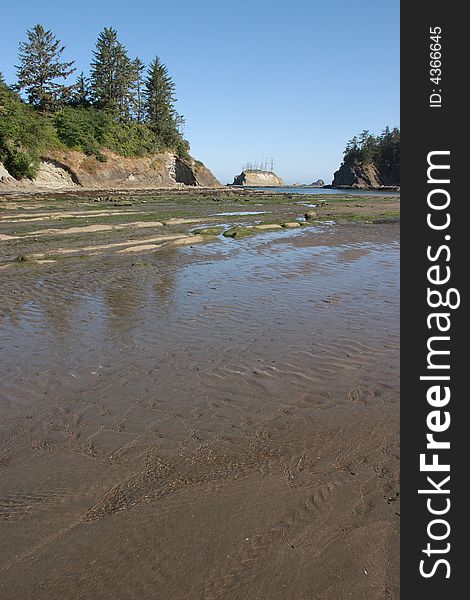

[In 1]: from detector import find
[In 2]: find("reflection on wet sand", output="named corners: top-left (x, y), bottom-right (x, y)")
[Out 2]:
top-left (0, 222), bottom-right (400, 600)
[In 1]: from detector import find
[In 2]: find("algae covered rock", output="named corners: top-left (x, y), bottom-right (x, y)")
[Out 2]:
top-left (223, 226), bottom-right (254, 239)
top-left (15, 253), bottom-right (36, 262)
top-left (282, 222), bottom-right (301, 229)
top-left (191, 226), bottom-right (225, 236)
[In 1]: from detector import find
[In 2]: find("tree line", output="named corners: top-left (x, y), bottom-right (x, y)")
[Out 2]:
top-left (343, 127), bottom-right (400, 171)
top-left (15, 24), bottom-right (183, 138)
top-left (0, 25), bottom-right (189, 178)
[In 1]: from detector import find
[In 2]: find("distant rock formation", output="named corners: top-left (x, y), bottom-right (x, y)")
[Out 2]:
top-left (0, 151), bottom-right (220, 191)
top-left (310, 179), bottom-right (325, 187)
top-left (331, 162), bottom-right (399, 189)
top-left (232, 169), bottom-right (283, 187)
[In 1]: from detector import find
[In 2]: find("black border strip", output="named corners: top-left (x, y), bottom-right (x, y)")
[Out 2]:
top-left (401, 2), bottom-right (466, 596)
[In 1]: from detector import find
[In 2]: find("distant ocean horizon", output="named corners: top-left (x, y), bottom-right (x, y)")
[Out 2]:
top-left (241, 186), bottom-right (400, 197)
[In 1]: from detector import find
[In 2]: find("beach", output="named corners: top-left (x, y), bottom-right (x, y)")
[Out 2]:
top-left (0, 190), bottom-right (400, 599)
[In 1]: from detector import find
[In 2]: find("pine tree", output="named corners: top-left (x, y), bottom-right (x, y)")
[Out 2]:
top-left (0, 72), bottom-right (10, 110)
top-left (69, 72), bottom-right (91, 107)
top-left (144, 56), bottom-right (180, 146)
top-left (15, 24), bottom-right (75, 111)
top-left (131, 58), bottom-right (146, 123)
top-left (90, 27), bottom-right (135, 120)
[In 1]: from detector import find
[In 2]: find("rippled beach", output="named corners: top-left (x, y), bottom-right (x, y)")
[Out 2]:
top-left (0, 191), bottom-right (400, 599)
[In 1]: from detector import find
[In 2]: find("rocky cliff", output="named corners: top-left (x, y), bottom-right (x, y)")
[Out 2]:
top-left (331, 162), bottom-right (399, 189)
top-left (0, 162), bottom-right (15, 185)
top-left (232, 170), bottom-right (283, 187)
top-left (0, 151), bottom-right (220, 191)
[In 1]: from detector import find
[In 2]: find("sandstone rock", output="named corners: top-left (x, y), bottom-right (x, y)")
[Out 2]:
top-left (0, 162), bottom-right (15, 184)
top-left (253, 223), bottom-right (283, 230)
top-left (33, 160), bottom-right (79, 189)
top-left (304, 211), bottom-right (318, 220)
top-left (0, 152), bottom-right (220, 191)
top-left (231, 170), bottom-right (283, 187)
top-left (282, 222), bottom-right (301, 228)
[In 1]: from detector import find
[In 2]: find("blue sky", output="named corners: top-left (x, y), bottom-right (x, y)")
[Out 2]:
top-left (1, 0), bottom-right (399, 184)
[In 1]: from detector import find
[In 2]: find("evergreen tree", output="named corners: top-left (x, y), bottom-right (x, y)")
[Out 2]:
top-left (344, 135), bottom-right (360, 165)
top-left (0, 73), bottom-right (11, 109)
top-left (90, 27), bottom-right (117, 109)
top-left (15, 24), bottom-right (75, 111)
top-left (175, 113), bottom-right (186, 135)
top-left (131, 58), bottom-right (146, 123)
top-left (90, 27), bottom-right (134, 120)
top-left (69, 72), bottom-right (91, 107)
top-left (117, 56), bottom-right (137, 122)
top-left (144, 56), bottom-right (180, 146)
top-left (376, 126), bottom-right (400, 181)
top-left (2, 27), bottom-right (192, 177)
top-left (342, 127), bottom-right (400, 180)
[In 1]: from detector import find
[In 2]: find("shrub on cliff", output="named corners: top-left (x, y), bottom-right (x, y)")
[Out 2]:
top-left (53, 107), bottom-right (170, 157)
top-left (53, 107), bottom-right (102, 155)
top-left (0, 80), bottom-right (61, 178)
top-left (1, 25), bottom-right (193, 179)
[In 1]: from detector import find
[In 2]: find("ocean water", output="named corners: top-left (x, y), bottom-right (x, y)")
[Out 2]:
top-left (246, 186), bottom-right (399, 197)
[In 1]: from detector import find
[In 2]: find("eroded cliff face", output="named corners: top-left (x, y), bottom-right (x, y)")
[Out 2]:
top-left (0, 151), bottom-right (220, 191)
top-left (232, 170), bottom-right (283, 187)
top-left (0, 162), bottom-right (15, 184)
top-left (332, 162), bottom-right (399, 189)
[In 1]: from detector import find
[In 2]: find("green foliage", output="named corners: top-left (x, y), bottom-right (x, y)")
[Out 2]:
top-left (1, 25), bottom-right (192, 179)
top-left (103, 121), bottom-right (163, 156)
top-left (131, 58), bottom-right (146, 123)
top-left (144, 57), bottom-right (185, 151)
top-left (53, 107), bottom-right (101, 154)
top-left (4, 149), bottom-right (37, 179)
top-left (16, 24), bottom-right (75, 111)
top-left (343, 127), bottom-right (400, 171)
top-left (69, 72), bottom-right (91, 108)
top-left (0, 80), bottom-right (61, 178)
top-left (90, 28), bottom-right (138, 122)
top-left (175, 136), bottom-right (191, 160)
top-left (52, 107), bottom-right (169, 157)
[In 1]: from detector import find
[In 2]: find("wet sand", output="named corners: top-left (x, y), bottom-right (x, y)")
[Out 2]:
top-left (0, 193), bottom-right (399, 599)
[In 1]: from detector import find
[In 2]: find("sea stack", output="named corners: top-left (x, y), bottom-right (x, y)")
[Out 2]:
top-left (232, 169), bottom-right (283, 187)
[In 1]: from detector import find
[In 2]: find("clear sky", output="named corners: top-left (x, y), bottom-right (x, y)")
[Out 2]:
top-left (1, 0), bottom-right (399, 184)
